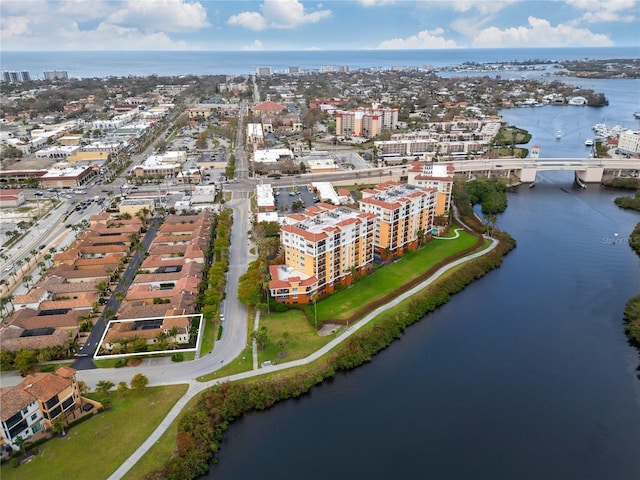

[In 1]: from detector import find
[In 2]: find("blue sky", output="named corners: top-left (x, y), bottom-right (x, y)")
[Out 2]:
top-left (1, 0), bottom-right (639, 51)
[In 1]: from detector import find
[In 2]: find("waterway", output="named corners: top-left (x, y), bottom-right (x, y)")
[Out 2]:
top-left (206, 77), bottom-right (640, 478)
top-left (208, 172), bottom-right (640, 480)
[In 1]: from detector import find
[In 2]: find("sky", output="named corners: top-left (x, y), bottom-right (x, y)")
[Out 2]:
top-left (1, 0), bottom-right (639, 51)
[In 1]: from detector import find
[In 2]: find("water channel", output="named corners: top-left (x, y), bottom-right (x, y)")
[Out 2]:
top-left (207, 79), bottom-right (640, 479)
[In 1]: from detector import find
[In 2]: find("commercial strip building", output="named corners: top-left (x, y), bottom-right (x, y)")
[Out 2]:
top-left (132, 151), bottom-right (188, 178)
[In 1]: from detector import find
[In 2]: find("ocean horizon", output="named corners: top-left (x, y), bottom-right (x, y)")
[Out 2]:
top-left (2, 46), bottom-right (638, 79)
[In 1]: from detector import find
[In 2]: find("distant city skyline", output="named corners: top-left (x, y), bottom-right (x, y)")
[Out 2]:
top-left (1, 0), bottom-right (638, 52)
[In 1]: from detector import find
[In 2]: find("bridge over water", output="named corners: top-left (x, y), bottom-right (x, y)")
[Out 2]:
top-left (449, 157), bottom-right (640, 184)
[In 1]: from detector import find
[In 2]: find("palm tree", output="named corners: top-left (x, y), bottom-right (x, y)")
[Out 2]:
top-left (95, 280), bottom-right (110, 297)
top-left (0, 295), bottom-right (13, 316)
top-left (22, 274), bottom-right (33, 289)
top-left (15, 259), bottom-right (24, 272)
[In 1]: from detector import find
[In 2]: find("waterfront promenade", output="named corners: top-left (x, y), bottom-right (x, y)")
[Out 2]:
top-left (107, 234), bottom-right (499, 480)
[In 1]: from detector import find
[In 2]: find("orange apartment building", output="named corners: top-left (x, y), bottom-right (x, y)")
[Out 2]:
top-left (406, 162), bottom-right (455, 218)
top-left (359, 182), bottom-right (437, 258)
top-left (335, 106), bottom-right (398, 138)
top-left (269, 204), bottom-right (377, 304)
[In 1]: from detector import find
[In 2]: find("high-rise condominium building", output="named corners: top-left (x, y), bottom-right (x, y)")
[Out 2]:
top-left (359, 182), bottom-right (437, 257)
top-left (269, 204), bottom-right (377, 303)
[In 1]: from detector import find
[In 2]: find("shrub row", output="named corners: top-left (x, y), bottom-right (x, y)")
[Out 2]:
top-left (143, 231), bottom-right (516, 480)
top-left (201, 209), bottom-right (232, 325)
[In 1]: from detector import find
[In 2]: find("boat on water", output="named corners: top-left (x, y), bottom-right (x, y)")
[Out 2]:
top-left (585, 138), bottom-right (594, 147)
top-left (634, 112), bottom-right (640, 119)
top-left (556, 130), bottom-right (563, 139)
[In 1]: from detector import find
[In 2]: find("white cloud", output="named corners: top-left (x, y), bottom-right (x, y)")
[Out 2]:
top-left (55, 0), bottom-right (113, 20)
top-left (228, 0), bottom-right (331, 30)
top-left (0, 0), bottom-right (208, 50)
top-left (378, 28), bottom-right (459, 49)
top-left (566, 0), bottom-right (637, 23)
top-left (52, 21), bottom-right (190, 51)
top-left (451, 0), bottom-right (519, 15)
top-left (359, 0), bottom-right (397, 6)
top-left (472, 16), bottom-right (614, 47)
top-left (228, 11), bottom-right (268, 31)
top-left (241, 40), bottom-right (265, 50)
top-left (106, 0), bottom-right (210, 33)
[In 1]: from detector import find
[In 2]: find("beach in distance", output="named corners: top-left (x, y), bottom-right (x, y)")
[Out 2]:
top-left (3, 46), bottom-right (639, 79)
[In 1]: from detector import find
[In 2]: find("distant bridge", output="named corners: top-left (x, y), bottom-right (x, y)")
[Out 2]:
top-left (449, 157), bottom-right (640, 183)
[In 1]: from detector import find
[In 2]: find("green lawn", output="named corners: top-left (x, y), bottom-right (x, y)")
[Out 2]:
top-left (122, 393), bottom-right (202, 480)
top-left (316, 230), bottom-right (479, 322)
top-left (197, 346), bottom-right (253, 382)
top-left (0, 385), bottom-right (188, 480)
top-left (257, 309), bottom-right (335, 365)
top-left (199, 313), bottom-right (217, 356)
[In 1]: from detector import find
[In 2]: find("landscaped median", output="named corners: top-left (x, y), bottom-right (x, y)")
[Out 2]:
top-left (132, 229), bottom-right (516, 480)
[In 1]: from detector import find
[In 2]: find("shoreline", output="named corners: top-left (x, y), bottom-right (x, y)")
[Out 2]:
top-left (128, 227), bottom-right (516, 480)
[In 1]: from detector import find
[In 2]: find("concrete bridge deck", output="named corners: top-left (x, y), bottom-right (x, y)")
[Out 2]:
top-left (449, 157), bottom-right (640, 182)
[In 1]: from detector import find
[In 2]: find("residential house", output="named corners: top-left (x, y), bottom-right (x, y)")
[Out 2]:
top-left (0, 367), bottom-right (94, 451)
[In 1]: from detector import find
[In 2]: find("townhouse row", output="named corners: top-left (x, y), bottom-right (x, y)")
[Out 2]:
top-left (100, 211), bottom-right (213, 352)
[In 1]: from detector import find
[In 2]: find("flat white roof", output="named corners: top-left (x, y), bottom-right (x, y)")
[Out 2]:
top-left (253, 148), bottom-right (293, 163)
top-left (310, 182), bottom-right (340, 205)
top-left (256, 183), bottom-right (275, 208)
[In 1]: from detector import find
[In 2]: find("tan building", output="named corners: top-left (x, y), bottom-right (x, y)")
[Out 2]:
top-left (270, 204), bottom-right (377, 303)
top-left (0, 189), bottom-right (26, 208)
top-left (0, 367), bottom-right (96, 450)
top-left (58, 135), bottom-right (82, 146)
top-left (359, 182), bottom-right (437, 258)
top-left (187, 105), bottom-right (213, 119)
top-left (67, 151), bottom-right (109, 164)
top-left (39, 166), bottom-right (96, 188)
top-left (335, 106), bottom-right (398, 138)
top-left (119, 198), bottom-right (156, 217)
top-left (406, 162), bottom-right (455, 218)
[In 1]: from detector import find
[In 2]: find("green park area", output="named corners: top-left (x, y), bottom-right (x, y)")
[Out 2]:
top-left (316, 228), bottom-right (479, 322)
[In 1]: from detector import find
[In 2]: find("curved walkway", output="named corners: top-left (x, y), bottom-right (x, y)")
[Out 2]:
top-left (107, 235), bottom-right (499, 480)
top-left (433, 228), bottom-right (464, 240)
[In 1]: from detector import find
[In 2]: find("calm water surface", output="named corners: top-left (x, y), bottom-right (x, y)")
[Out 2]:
top-left (207, 76), bottom-right (640, 480)
top-left (208, 174), bottom-right (640, 480)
